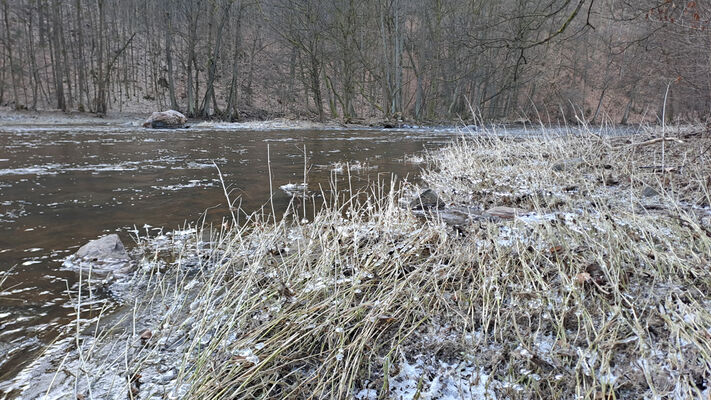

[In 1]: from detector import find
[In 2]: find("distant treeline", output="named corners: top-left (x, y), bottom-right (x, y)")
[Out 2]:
top-left (0, 0), bottom-right (709, 123)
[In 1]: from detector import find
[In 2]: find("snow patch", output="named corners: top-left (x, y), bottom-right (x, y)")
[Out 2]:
top-left (386, 354), bottom-right (496, 400)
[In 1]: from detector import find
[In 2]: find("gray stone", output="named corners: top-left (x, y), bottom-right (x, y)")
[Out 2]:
top-left (410, 189), bottom-right (445, 210)
top-left (143, 110), bottom-right (187, 129)
top-left (551, 157), bottom-right (585, 172)
top-left (483, 206), bottom-right (529, 220)
top-left (74, 234), bottom-right (129, 262)
top-left (641, 186), bottom-right (660, 198)
top-left (435, 205), bottom-right (481, 226)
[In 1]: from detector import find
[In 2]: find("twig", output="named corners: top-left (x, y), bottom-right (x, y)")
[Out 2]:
top-left (303, 144), bottom-right (308, 213)
top-left (267, 144), bottom-right (277, 225)
top-left (213, 161), bottom-right (237, 226)
top-left (639, 166), bottom-right (679, 173)
top-left (630, 137), bottom-right (684, 147)
top-left (661, 81), bottom-right (672, 173)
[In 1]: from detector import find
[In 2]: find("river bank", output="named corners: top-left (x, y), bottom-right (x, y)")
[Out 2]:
top-left (0, 116), bottom-right (465, 392)
top-left (0, 107), bottom-right (518, 132)
top-left (3, 124), bottom-right (710, 399)
top-left (0, 109), bottom-right (350, 130)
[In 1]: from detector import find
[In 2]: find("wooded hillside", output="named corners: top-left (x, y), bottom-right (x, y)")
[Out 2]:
top-left (0, 0), bottom-right (709, 123)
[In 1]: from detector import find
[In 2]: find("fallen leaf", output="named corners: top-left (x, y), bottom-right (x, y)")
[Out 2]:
top-left (575, 272), bottom-right (592, 285)
top-left (140, 329), bottom-right (152, 341)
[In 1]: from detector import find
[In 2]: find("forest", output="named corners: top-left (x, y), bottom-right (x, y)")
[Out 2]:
top-left (0, 0), bottom-right (709, 123)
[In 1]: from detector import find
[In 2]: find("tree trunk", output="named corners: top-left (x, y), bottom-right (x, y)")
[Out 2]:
top-left (393, 1), bottom-right (402, 116)
top-left (288, 46), bottom-right (297, 110)
top-left (621, 87), bottom-right (636, 125)
top-left (310, 51), bottom-right (324, 121)
top-left (200, 0), bottom-right (232, 117)
top-left (3, 0), bottom-right (21, 109)
top-left (26, 4), bottom-right (39, 110)
top-left (245, 22), bottom-right (260, 107)
top-left (165, 4), bottom-right (178, 110)
top-left (58, 3), bottom-right (73, 110)
top-left (74, 0), bottom-right (89, 110)
top-left (95, 0), bottom-right (106, 114)
top-left (0, 50), bottom-right (4, 105)
top-left (186, 30), bottom-right (196, 116)
top-left (591, 87), bottom-right (607, 124)
top-left (50, 0), bottom-right (66, 111)
top-left (225, 1), bottom-right (243, 121)
top-left (378, 1), bottom-right (391, 117)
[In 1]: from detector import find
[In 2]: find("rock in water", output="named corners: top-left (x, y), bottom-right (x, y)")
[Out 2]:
top-left (75, 234), bottom-right (129, 261)
top-left (142, 110), bottom-right (187, 129)
top-left (65, 234), bottom-right (131, 276)
top-left (410, 189), bottom-right (445, 210)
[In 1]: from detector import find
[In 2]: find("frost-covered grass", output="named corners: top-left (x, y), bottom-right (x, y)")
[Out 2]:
top-left (11, 124), bottom-right (711, 399)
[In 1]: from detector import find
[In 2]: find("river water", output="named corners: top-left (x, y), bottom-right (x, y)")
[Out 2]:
top-left (0, 119), bottom-right (466, 386)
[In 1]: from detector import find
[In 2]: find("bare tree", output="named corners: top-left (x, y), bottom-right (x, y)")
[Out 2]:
top-left (0, 0), bottom-right (708, 123)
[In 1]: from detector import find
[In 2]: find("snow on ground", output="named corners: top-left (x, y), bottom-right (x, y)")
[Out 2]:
top-left (380, 354), bottom-right (496, 400)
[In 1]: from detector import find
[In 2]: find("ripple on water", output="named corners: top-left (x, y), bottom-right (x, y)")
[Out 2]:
top-left (0, 157), bottom-right (226, 177)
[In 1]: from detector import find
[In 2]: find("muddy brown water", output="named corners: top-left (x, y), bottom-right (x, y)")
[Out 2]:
top-left (0, 120), bottom-right (466, 387)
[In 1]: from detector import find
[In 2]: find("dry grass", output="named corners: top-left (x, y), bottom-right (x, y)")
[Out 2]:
top-left (17, 125), bottom-right (711, 399)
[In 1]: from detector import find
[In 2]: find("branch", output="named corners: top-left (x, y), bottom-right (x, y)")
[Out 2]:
top-left (631, 137), bottom-right (684, 146)
top-left (105, 32), bottom-right (136, 80)
top-left (523, 0), bottom-right (588, 50)
top-left (585, 0), bottom-right (595, 29)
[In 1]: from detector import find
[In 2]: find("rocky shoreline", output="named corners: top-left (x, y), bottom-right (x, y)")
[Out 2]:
top-left (0, 108), bottom-right (543, 134)
top-left (0, 108), bottom-right (470, 131)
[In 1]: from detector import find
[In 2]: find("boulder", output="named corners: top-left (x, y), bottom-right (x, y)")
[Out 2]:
top-left (410, 189), bottom-right (445, 210)
top-left (75, 234), bottom-right (129, 262)
top-left (142, 110), bottom-right (187, 129)
top-left (65, 234), bottom-right (131, 276)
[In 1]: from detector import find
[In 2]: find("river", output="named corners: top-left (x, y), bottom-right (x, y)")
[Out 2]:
top-left (0, 118), bottom-right (466, 387)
